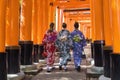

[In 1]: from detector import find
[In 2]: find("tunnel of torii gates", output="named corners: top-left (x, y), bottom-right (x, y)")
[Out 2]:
top-left (0, 0), bottom-right (120, 80)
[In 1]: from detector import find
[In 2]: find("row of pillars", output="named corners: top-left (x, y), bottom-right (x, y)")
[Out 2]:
top-left (92, 40), bottom-right (120, 80)
top-left (57, 8), bottom-right (91, 39)
top-left (0, 0), bottom-right (120, 80)
top-left (0, 0), bottom-right (55, 80)
top-left (90, 0), bottom-right (120, 80)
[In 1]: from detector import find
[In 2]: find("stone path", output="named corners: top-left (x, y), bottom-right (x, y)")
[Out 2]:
top-left (24, 44), bottom-right (97, 80)
top-left (31, 60), bottom-right (87, 80)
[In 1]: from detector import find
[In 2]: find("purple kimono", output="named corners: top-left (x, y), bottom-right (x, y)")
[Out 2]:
top-left (71, 30), bottom-right (86, 68)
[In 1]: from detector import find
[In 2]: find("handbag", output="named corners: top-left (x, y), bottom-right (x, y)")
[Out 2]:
top-left (42, 46), bottom-right (48, 58)
top-left (42, 51), bottom-right (47, 58)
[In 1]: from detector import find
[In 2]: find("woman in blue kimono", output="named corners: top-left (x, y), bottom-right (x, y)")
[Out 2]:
top-left (55, 23), bottom-right (72, 71)
top-left (71, 22), bottom-right (86, 72)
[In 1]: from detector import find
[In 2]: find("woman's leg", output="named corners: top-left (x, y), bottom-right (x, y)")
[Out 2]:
top-left (73, 52), bottom-right (81, 72)
top-left (59, 57), bottom-right (63, 70)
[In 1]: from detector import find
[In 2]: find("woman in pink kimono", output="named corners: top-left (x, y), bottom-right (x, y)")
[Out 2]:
top-left (42, 22), bottom-right (57, 72)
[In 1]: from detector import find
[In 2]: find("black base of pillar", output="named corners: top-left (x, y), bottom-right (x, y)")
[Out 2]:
top-left (0, 53), bottom-right (7, 80)
top-left (111, 53), bottom-right (120, 80)
top-left (6, 46), bottom-right (20, 74)
top-left (103, 46), bottom-right (113, 78)
top-left (93, 40), bottom-right (105, 67)
top-left (91, 43), bottom-right (94, 58)
top-left (19, 41), bottom-right (33, 65)
top-left (33, 45), bottom-right (39, 62)
top-left (39, 44), bottom-right (44, 59)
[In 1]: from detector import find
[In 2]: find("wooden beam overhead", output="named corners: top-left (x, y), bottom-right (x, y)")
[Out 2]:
top-left (63, 8), bottom-right (90, 12)
top-left (54, 0), bottom-right (90, 9)
top-left (66, 16), bottom-right (91, 20)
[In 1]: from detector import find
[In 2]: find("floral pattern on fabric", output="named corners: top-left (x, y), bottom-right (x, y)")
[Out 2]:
top-left (42, 30), bottom-right (57, 65)
top-left (71, 30), bottom-right (86, 68)
top-left (55, 29), bottom-right (72, 65)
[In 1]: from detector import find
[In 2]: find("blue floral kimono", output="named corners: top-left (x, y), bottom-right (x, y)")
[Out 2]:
top-left (56, 29), bottom-right (72, 66)
top-left (71, 30), bottom-right (86, 68)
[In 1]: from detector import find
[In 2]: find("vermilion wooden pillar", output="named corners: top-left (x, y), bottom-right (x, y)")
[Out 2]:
top-left (19, 0), bottom-right (33, 65)
top-left (0, 0), bottom-right (7, 79)
top-left (103, 0), bottom-right (113, 46)
top-left (37, 0), bottom-right (51, 59)
top-left (102, 0), bottom-right (113, 78)
top-left (32, 0), bottom-right (38, 45)
top-left (90, 0), bottom-right (105, 67)
top-left (37, 0), bottom-right (49, 43)
top-left (20, 0), bottom-right (32, 41)
top-left (37, 0), bottom-right (44, 59)
top-left (42, 0), bottom-right (49, 35)
top-left (90, 0), bottom-right (95, 41)
top-left (110, 1), bottom-right (120, 53)
top-left (110, 0), bottom-right (120, 80)
top-left (82, 23), bottom-right (87, 38)
top-left (63, 12), bottom-right (67, 24)
top-left (37, 0), bottom-right (43, 44)
top-left (5, 0), bottom-right (20, 74)
top-left (91, 0), bottom-right (104, 40)
top-left (66, 18), bottom-right (71, 31)
top-left (80, 23), bottom-right (84, 33)
top-left (86, 26), bottom-right (91, 39)
top-left (32, 0), bottom-right (39, 62)
top-left (48, 0), bottom-right (55, 24)
top-left (68, 19), bottom-right (74, 32)
top-left (57, 8), bottom-right (63, 32)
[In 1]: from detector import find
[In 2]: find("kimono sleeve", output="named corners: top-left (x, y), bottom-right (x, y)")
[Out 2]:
top-left (81, 33), bottom-right (87, 47)
top-left (42, 33), bottom-right (47, 45)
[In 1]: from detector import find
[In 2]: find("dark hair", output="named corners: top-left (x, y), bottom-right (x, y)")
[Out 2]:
top-left (48, 22), bottom-right (54, 32)
top-left (50, 22), bottom-right (54, 28)
top-left (62, 23), bottom-right (67, 28)
top-left (74, 22), bottom-right (79, 29)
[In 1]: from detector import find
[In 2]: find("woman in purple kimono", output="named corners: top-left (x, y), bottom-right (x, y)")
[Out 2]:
top-left (42, 22), bottom-right (57, 72)
top-left (71, 22), bottom-right (86, 72)
top-left (55, 23), bottom-right (72, 71)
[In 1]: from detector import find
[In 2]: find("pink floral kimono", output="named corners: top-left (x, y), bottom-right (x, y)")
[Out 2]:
top-left (42, 30), bottom-right (57, 65)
